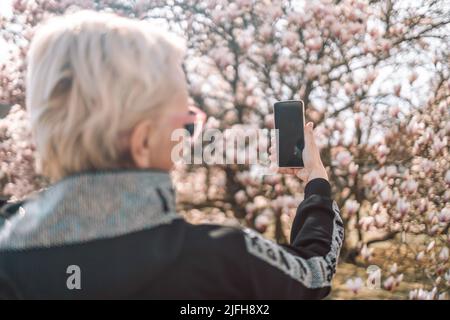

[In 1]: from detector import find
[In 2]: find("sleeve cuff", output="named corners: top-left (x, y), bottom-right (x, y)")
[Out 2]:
top-left (304, 178), bottom-right (331, 199)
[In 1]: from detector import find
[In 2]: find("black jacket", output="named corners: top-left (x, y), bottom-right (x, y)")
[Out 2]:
top-left (0, 170), bottom-right (344, 299)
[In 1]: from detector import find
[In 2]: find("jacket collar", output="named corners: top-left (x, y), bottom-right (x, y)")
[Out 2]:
top-left (0, 170), bottom-right (181, 250)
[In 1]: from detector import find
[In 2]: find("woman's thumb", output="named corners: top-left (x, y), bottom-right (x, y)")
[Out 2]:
top-left (304, 122), bottom-right (317, 149)
top-left (305, 122), bottom-right (314, 139)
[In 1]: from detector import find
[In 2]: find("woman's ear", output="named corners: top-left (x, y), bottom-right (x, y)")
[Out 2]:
top-left (130, 119), bottom-right (153, 168)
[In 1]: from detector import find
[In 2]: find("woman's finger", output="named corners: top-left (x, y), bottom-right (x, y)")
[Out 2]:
top-left (296, 168), bottom-right (309, 182)
top-left (268, 163), bottom-right (278, 174)
top-left (269, 155), bottom-right (277, 165)
top-left (304, 122), bottom-right (316, 150)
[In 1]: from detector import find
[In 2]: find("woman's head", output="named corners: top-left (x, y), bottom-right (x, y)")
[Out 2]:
top-left (26, 10), bottom-right (188, 181)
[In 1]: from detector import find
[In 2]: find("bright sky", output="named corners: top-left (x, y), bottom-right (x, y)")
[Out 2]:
top-left (0, 0), bottom-right (12, 17)
top-left (0, 0), bottom-right (13, 63)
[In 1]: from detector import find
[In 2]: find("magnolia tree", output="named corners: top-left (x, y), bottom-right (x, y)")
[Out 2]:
top-left (0, 0), bottom-right (449, 299)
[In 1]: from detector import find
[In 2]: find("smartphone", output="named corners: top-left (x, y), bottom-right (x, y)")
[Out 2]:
top-left (273, 100), bottom-right (305, 168)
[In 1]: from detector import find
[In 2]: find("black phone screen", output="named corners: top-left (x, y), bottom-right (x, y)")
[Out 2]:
top-left (273, 100), bottom-right (305, 168)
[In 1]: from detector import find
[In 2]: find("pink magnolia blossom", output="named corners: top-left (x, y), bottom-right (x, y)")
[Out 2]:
top-left (426, 241), bottom-right (436, 252)
top-left (383, 276), bottom-right (395, 291)
top-left (385, 165), bottom-right (397, 178)
top-left (335, 150), bottom-right (353, 167)
top-left (305, 64), bottom-right (321, 80)
top-left (390, 263), bottom-right (398, 274)
top-left (401, 179), bottom-right (418, 194)
top-left (348, 162), bottom-right (359, 175)
top-left (379, 187), bottom-right (394, 205)
top-left (374, 213), bottom-right (388, 228)
top-left (409, 288), bottom-right (438, 300)
top-left (305, 38), bottom-right (322, 51)
top-left (254, 212), bottom-right (271, 233)
top-left (345, 277), bottom-right (363, 294)
top-left (360, 244), bottom-right (374, 261)
top-left (416, 251), bottom-right (425, 261)
top-left (344, 199), bottom-right (360, 216)
top-left (234, 190), bottom-right (247, 204)
top-left (445, 170), bottom-right (450, 185)
top-left (396, 198), bottom-right (410, 216)
top-left (282, 31), bottom-right (299, 50)
top-left (364, 170), bottom-right (380, 186)
top-left (438, 247), bottom-right (449, 262)
top-left (437, 208), bottom-right (450, 223)
top-left (259, 24), bottom-right (272, 41)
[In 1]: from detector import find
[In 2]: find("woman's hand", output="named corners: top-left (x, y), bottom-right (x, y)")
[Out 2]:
top-left (269, 122), bottom-right (329, 183)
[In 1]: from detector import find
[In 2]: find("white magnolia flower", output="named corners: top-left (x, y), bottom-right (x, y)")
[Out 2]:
top-left (254, 214), bottom-right (271, 232)
top-left (259, 25), bottom-right (272, 41)
top-left (377, 144), bottom-right (390, 156)
top-left (359, 216), bottom-right (374, 231)
top-left (348, 162), bottom-right (359, 175)
top-left (383, 276), bottom-right (395, 291)
top-left (438, 247), bottom-right (449, 262)
top-left (438, 207), bottom-right (450, 223)
top-left (282, 31), bottom-right (299, 49)
top-left (305, 64), bottom-right (321, 80)
top-left (445, 170), bottom-right (450, 185)
top-left (390, 263), bottom-right (398, 274)
top-left (432, 136), bottom-right (447, 154)
top-left (401, 179), bottom-right (418, 194)
top-left (385, 165), bottom-right (397, 177)
top-left (426, 240), bottom-right (435, 252)
top-left (364, 170), bottom-right (380, 186)
top-left (305, 38), bottom-right (322, 51)
top-left (234, 190), bottom-right (247, 204)
top-left (335, 150), bottom-right (353, 167)
top-left (344, 199), bottom-right (360, 216)
top-left (411, 288), bottom-right (437, 300)
top-left (444, 270), bottom-right (450, 284)
top-left (345, 277), bottom-right (363, 294)
top-left (380, 188), bottom-right (393, 204)
top-left (253, 195), bottom-right (269, 209)
top-left (416, 251), bottom-right (425, 261)
top-left (374, 214), bottom-right (388, 228)
top-left (396, 198), bottom-right (410, 216)
top-left (245, 203), bottom-right (256, 215)
top-left (360, 244), bottom-right (374, 260)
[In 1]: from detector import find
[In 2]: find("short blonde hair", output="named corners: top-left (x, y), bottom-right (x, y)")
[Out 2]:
top-left (26, 10), bottom-right (186, 181)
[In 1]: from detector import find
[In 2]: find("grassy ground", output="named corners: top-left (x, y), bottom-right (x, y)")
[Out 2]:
top-left (329, 241), bottom-right (434, 300)
top-left (329, 262), bottom-right (422, 300)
